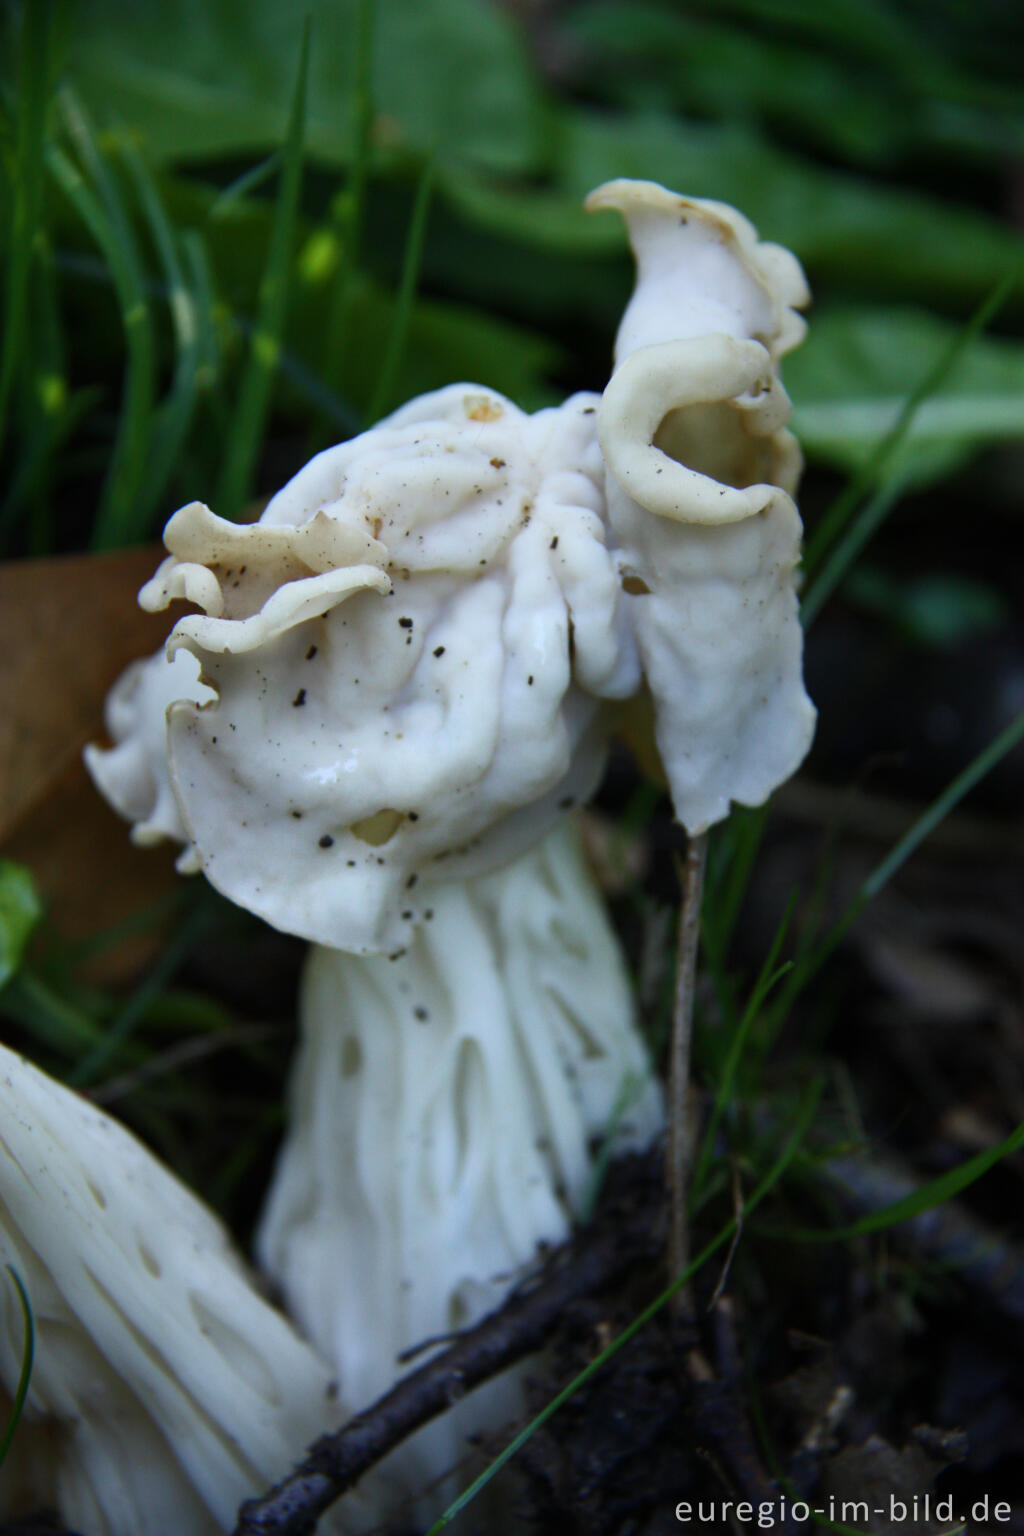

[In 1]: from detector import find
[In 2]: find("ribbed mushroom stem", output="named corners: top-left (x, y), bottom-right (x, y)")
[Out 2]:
top-left (0, 1045), bottom-right (368, 1536)
top-left (256, 816), bottom-right (663, 1517)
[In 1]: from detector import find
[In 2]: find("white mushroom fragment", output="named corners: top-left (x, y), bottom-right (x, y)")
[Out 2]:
top-left (0, 1044), bottom-right (369, 1536)
top-left (587, 180), bottom-right (817, 832)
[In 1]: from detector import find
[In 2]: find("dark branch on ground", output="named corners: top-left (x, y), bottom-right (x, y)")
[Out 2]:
top-left (231, 1155), bottom-right (665, 1536)
top-left (231, 1118), bottom-right (1024, 1535)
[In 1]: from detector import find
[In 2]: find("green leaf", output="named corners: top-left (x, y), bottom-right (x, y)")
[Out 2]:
top-left (559, 111), bottom-right (1024, 306)
top-left (0, 861), bottom-right (43, 990)
top-left (789, 304), bottom-right (1024, 487)
top-left (799, 274), bottom-right (1016, 622)
top-left (288, 270), bottom-right (561, 421)
top-left (845, 569), bottom-right (1010, 648)
top-left (68, 0), bottom-right (545, 173)
top-left (558, 2), bottom-right (1024, 171)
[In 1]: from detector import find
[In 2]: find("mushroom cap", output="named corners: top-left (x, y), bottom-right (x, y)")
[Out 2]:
top-left (585, 180), bottom-right (809, 365)
top-left (99, 385), bottom-right (637, 953)
top-left (83, 646), bottom-right (215, 873)
top-left (588, 181), bottom-right (816, 832)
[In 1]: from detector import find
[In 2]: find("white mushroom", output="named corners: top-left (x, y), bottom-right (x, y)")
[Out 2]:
top-left (0, 1044), bottom-right (372, 1535)
top-left (82, 177), bottom-right (819, 1522)
top-left (86, 379), bottom-right (662, 1518)
top-left (587, 180), bottom-right (817, 832)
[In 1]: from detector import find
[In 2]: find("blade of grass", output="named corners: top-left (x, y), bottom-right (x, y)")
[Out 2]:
top-left (0, 1), bottom-right (55, 454)
top-left (120, 141), bottom-right (202, 528)
top-left (181, 231), bottom-right (220, 390)
top-left (49, 95), bottom-right (158, 548)
top-left (367, 149), bottom-right (437, 423)
top-left (61, 92), bottom-right (160, 547)
top-left (47, 142), bottom-right (154, 549)
top-left (690, 896), bottom-right (798, 1204)
top-left (321, 0), bottom-right (376, 411)
top-left (0, 389), bottom-right (96, 541)
top-left (801, 267), bottom-right (1020, 581)
top-left (60, 889), bottom-right (184, 971)
top-left (800, 476), bottom-right (906, 627)
top-left (0, 968), bottom-right (106, 1055)
top-left (785, 1117), bottom-right (1024, 1244)
top-left (22, 228), bottom-right (70, 552)
top-left (0, 1268), bottom-right (34, 1471)
top-left (68, 896), bottom-right (212, 1088)
top-left (761, 705), bottom-right (1024, 1048)
top-left (0, 225), bottom-right (97, 545)
top-left (699, 804), bottom-right (773, 1061)
top-left (701, 802), bottom-right (770, 974)
top-left (215, 21), bottom-right (310, 517)
top-left (425, 1075), bottom-right (824, 1533)
top-left (208, 151), bottom-right (282, 220)
top-left (181, 228), bottom-right (227, 481)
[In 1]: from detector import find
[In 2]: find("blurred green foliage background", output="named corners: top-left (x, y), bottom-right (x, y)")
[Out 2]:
top-left (3, 0), bottom-right (1024, 1224)
top-left (3, 0), bottom-right (1024, 558)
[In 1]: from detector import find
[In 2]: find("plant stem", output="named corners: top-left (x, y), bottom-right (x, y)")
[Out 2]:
top-left (668, 831), bottom-right (708, 1303)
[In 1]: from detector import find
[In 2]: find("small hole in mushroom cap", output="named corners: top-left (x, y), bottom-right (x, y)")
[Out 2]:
top-left (341, 1035), bottom-right (362, 1078)
top-left (350, 808), bottom-right (403, 846)
top-left (621, 574), bottom-right (651, 596)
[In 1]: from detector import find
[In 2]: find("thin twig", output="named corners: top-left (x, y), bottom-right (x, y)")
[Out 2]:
top-left (231, 1159), bottom-right (664, 1536)
top-left (700, 1297), bottom-right (792, 1521)
top-left (685, 1296), bottom-right (792, 1529)
top-left (89, 1023), bottom-right (277, 1106)
top-left (707, 1168), bottom-right (744, 1310)
top-left (668, 832), bottom-right (708, 1303)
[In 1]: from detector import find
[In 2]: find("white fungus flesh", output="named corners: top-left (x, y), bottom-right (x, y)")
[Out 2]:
top-left (0, 1045), bottom-right (368, 1536)
top-left (129, 387), bottom-right (638, 955)
top-left (83, 647), bottom-right (215, 873)
top-left (587, 180), bottom-right (817, 832)
top-left (257, 818), bottom-right (662, 1505)
top-left (82, 372), bottom-right (659, 1525)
